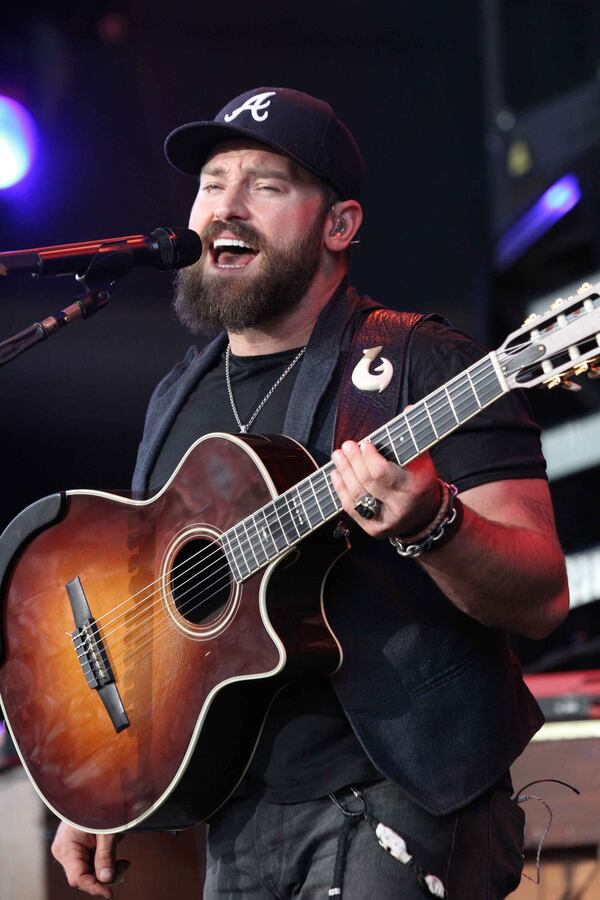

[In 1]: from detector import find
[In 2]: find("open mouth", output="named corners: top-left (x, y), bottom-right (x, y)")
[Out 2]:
top-left (210, 238), bottom-right (259, 270)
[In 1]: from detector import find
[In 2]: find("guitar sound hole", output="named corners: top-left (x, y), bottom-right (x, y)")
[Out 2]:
top-left (170, 538), bottom-right (231, 626)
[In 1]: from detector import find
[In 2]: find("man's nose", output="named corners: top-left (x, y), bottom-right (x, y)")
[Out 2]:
top-left (213, 185), bottom-right (250, 221)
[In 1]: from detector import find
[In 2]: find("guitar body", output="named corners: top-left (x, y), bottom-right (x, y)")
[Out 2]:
top-left (0, 434), bottom-right (344, 832)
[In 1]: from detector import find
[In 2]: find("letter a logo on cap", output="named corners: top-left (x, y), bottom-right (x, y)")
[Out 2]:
top-left (224, 91), bottom-right (277, 123)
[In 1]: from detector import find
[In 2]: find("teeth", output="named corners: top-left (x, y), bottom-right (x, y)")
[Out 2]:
top-left (213, 238), bottom-right (253, 250)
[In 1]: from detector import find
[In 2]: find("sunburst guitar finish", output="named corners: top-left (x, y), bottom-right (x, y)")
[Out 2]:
top-left (0, 434), bottom-right (344, 832)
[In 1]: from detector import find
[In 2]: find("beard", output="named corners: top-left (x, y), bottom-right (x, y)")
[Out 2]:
top-left (172, 212), bottom-right (326, 335)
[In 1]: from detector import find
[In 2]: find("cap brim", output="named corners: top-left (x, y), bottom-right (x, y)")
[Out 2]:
top-left (165, 120), bottom-right (326, 183)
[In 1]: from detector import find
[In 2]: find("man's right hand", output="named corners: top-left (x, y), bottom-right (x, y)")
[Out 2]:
top-left (51, 822), bottom-right (129, 898)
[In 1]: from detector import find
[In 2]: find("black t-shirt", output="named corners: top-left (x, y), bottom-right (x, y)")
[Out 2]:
top-left (147, 320), bottom-right (546, 803)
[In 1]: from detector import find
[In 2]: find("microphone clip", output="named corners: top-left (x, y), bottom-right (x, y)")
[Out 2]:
top-left (76, 241), bottom-right (135, 291)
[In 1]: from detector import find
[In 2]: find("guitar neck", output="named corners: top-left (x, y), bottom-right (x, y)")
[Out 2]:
top-left (220, 351), bottom-right (508, 581)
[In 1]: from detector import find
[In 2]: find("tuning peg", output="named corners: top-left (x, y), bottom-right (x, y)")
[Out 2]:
top-left (573, 363), bottom-right (589, 375)
top-left (544, 376), bottom-right (562, 389)
top-left (522, 312), bottom-right (539, 327)
top-left (577, 282), bottom-right (592, 295)
top-left (560, 379), bottom-right (582, 392)
top-left (550, 297), bottom-right (565, 310)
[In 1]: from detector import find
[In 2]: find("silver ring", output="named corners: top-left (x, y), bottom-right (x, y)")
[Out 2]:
top-left (353, 493), bottom-right (381, 520)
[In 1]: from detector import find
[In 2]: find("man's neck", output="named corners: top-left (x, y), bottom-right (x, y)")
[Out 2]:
top-left (227, 274), bottom-right (345, 356)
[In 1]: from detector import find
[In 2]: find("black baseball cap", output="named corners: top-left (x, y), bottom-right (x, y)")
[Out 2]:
top-left (164, 87), bottom-right (363, 201)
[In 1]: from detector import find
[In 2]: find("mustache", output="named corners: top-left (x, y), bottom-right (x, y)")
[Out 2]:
top-left (200, 220), bottom-right (265, 252)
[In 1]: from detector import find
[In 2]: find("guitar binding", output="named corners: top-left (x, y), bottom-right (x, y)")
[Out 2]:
top-left (0, 492), bottom-right (66, 664)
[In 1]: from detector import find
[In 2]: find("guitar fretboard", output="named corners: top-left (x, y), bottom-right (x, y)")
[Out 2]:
top-left (220, 352), bottom-right (507, 581)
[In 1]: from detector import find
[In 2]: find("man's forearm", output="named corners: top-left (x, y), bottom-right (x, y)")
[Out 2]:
top-left (419, 497), bottom-right (569, 640)
top-left (331, 441), bottom-right (569, 640)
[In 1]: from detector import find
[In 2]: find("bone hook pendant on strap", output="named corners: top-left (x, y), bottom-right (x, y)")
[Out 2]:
top-left (351, 346), bottom-right (394, 393)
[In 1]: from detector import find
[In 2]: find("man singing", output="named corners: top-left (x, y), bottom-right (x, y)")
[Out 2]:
top-left (52, 86), bottom-right (569, 898)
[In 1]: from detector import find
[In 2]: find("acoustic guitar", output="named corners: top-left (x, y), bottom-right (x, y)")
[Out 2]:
top-left (0, 284), bottom-right (599, 833)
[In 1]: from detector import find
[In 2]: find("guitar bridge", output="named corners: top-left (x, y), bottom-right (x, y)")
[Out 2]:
top-left (67, 576), bottom-right (130, 733)
top-left (72, 618), bottom-right (112, 689)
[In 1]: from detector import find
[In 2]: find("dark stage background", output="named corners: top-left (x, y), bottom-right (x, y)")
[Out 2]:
top-left (1, 0), bottom-right (600, 673)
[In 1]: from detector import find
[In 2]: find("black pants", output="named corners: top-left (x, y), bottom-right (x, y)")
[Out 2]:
top-left (204, 777), bottom-right (525, 899)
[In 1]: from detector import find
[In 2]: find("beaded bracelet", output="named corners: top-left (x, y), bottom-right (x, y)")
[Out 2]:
top-left (389, 481), bottom-right (462, 558)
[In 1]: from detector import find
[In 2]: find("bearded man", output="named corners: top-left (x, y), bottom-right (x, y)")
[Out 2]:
top-left (52, 87), bottom-right (569, 899)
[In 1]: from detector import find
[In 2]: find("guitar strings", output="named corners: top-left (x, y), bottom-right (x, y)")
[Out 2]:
top-left (90, 322), bottom-right (593, 664)
top-left (95, 338), bottom-right (535, 674)
top-left (87, 352), bottom-right (502, 646)
top-left (84, 379), bottom-right (521, 678)
top-left (77, 353), bottom-right (509, 666)
top-left (75, 356), bottom-right (513, 674)
top-left (82, 352), bottom-right (509, 671)
top-left (81, 337), bottom-right (532, 653)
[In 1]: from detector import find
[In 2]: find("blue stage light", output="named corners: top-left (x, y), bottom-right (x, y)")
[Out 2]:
top-left (0, 95), bottom-right (37, 189)
top-left (495, 173), bottom-right (581, 271)
top-left (542, 176), bottom-right (580, 214)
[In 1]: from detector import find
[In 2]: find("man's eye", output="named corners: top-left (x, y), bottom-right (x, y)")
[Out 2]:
top-left (201, 183), bottom-right (222, 192)
top-left (255, 184), bottom-right (280, 192)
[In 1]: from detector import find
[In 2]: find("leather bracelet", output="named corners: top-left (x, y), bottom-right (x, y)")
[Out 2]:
top-left (393, 479), bottom-right (450, 544)
top-left (389, 483), bottom-right (462, 558)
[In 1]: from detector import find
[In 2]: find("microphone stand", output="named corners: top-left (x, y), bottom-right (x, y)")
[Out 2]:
top-left (0, 244), bottom-right (136, 367)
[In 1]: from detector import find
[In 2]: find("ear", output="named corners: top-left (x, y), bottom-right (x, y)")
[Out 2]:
top-left (324, 200), bottom-right (363, 252)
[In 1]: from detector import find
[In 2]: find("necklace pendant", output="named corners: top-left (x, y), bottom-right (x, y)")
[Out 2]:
top-left (239, 425), bottom-right (248, 434)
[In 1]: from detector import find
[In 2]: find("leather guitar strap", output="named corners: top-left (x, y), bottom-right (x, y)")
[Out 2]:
top-left (333, 308), bottom-right (427, 449)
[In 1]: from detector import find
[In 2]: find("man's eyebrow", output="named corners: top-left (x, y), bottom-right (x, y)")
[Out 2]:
top-left (200, 164), bottom-right (292, 181)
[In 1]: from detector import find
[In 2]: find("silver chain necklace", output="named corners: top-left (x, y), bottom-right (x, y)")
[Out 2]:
top-left (224, 343), bottom-right (307, 434)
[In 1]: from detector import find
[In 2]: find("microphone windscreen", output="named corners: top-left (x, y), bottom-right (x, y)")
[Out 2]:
top-left (152, 226), bottom-right (202, 269)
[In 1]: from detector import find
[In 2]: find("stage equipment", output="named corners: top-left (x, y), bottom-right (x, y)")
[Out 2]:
top-left (0, 226), bottom-right (201, 367)
top-left (526, 670), bottom-right (600, 722)
top-left (0, 226), bottom-right (201, 278)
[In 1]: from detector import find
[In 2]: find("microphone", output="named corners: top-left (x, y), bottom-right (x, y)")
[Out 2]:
top-left (0, 226), bottom-right (202, 278)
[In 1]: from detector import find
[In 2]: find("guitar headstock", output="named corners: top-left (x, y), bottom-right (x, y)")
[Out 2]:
top-left (496, 281), bottom-right (600, 391)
